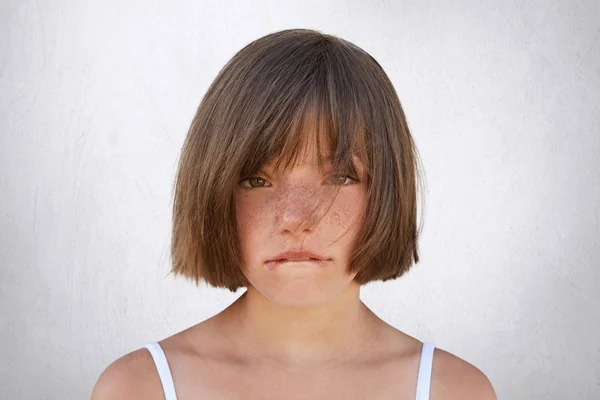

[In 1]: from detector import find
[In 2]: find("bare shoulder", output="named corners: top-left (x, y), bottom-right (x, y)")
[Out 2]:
top-left (430, 346), bottom-right (497, 400)
top-left (90, 346), bottom-right (163, 400)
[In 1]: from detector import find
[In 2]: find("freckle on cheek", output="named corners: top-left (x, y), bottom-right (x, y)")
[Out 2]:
top-left (247, 200), bottom-right (273, 231)
top-left (330, 211), bottom-right (341, 226)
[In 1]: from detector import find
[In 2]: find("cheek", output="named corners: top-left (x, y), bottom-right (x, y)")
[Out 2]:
top-left (325, 189), bottom-right (366, 233)
top-left (235, 194), bottom-right (272, 244)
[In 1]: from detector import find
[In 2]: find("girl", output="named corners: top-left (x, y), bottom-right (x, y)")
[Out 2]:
top-left (92, 28), bottom-right (496, 400)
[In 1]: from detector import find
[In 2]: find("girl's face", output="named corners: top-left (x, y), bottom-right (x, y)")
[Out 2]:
top-left (235, 141), bottom-right (367, 307)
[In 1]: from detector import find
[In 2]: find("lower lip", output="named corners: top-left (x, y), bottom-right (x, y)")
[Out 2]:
top-left (265, 259), bottom-right (331, 270)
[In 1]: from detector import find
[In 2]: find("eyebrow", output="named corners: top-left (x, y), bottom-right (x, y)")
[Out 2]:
top-left (291, 154), bottom-right (363, 166)
top-left (267, 156), bottom-right (363, 177)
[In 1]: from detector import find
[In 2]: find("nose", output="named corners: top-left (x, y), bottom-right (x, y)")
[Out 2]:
top-left (276, 186), bottom-right (319, 236)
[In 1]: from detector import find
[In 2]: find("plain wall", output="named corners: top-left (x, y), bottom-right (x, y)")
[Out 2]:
top-left (1, 0), bottom-right (599, 398)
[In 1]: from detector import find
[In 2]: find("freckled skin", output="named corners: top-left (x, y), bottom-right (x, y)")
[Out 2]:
top-left (235, 148), bottom-right (367, 307)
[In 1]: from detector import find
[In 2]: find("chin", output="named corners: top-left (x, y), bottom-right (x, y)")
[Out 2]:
top-left (247, 274), bottom-right (357, 308)
top-left (266, 293), bottom-right (334, 308)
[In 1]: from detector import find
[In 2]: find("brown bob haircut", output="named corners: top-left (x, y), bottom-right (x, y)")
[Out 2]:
top-left (171, 28), bottom-right (425, 292)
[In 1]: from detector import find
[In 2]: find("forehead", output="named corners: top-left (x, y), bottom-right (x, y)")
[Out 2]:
top-left (241, 101), bottom-right (369, 179)
top-left (264, 141), bottom-right (364, 170)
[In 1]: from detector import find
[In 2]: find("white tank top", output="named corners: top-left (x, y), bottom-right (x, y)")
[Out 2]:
top-left (144, 341), bottom-right (436, 400)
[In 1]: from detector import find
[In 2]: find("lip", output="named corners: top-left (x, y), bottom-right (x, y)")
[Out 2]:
top-left (265, 250), bottom-right (331, 270)
top-left (268, 250), bottom-right (330, 262)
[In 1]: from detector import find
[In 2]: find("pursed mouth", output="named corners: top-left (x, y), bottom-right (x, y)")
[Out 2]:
top-left (265, 258), bottom-right (331, 270)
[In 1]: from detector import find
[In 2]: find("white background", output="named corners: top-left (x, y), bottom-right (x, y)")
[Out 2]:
top-left (1, 0), bottom-right (599, 398)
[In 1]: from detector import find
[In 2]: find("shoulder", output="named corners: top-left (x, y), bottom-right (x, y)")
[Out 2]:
top-left (90, 345), bottom-right (163, 400)
top-left (430, 345), bottom-right (497, 400)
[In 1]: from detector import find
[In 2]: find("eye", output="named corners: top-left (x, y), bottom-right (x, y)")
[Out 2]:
top-left (326, 174), bottom-right (359, 186)
top-left (239, 176), bottom-right (271, 188)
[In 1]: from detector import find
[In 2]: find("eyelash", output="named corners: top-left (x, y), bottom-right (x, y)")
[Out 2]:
top-left (238, 174), bottom-right (359, 189)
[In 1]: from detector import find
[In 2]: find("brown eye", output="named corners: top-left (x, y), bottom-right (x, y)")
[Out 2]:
top-left (326, 174), bottom-right (356, 186)
top-left (240, 176), bottom-right (271, 188)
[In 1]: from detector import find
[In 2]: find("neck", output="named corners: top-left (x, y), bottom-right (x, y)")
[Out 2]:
top-left (219, 283), bottom-right (383, 368)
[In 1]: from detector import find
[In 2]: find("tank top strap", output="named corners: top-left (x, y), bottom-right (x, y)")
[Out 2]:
top-left (144, 341), bottom-right (178, 400)
top-left (415, 342), bottom-right (436, 400)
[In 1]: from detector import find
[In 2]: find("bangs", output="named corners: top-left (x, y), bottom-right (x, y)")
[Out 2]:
top-left (235, 46), bottom-right (371, 184)
top-left (271, 101), bottom-right (368, 181)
